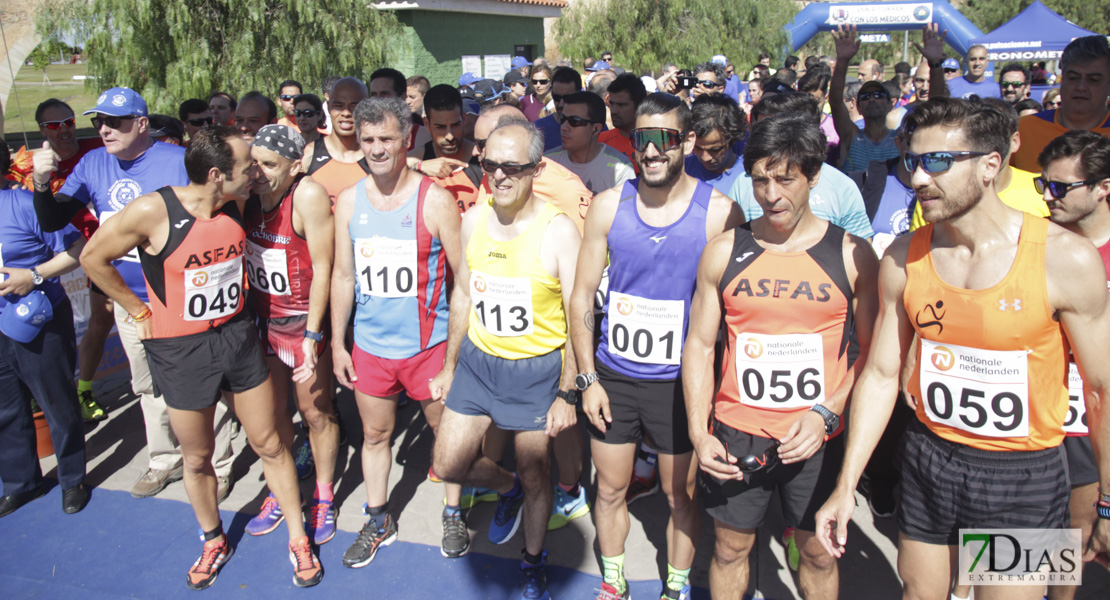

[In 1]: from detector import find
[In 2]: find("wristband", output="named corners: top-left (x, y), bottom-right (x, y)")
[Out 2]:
top-left (414, 160), bottom-right (423, 173)
top-left (1098, 502), bottom-right (1110, 519)
top-left (303, 330), bottom-right (324, 342)
top-left (126, 307), bottom-right (152, 323)
top-left (1099, 487), bottom-right (1110, 504)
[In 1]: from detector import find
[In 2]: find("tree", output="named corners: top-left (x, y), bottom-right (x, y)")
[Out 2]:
top-left (960, 0), bottom-right (1109, 39)
top-left (35, 0), bottom-right (403, 114)
top-left (554, 0), bottom-right (798, 76)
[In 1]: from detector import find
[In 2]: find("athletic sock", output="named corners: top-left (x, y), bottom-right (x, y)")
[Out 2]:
top-left (203, 523), bottom-right (223, 541)
top-left (443, 504), bottom-right (461, 517)
top-left (633, 443), bottom-right (658, 479)
top-left (558, 481), bottom-right (581, 496)
top-left (502, 474), bottom-right (522, 499)
top-left (366, 504), bottom-right (387, 517)
top-left (600, 553), bottom-right (627, 592)
top-left (523, 549), bottom-right (544, 566)
top-left (314, 481), bottom-right (333, 503)
top-left (665, 564), bottom-right (690, 592)
top-left (77, 379), bottom-right (93, 395)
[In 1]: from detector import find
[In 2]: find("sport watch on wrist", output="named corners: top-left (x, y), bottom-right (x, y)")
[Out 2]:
top-left (556, 389), bottom-right (578, 406)
top-left (303, 330), bottom-right (324, 342)
top-left (810, 404), bottom-right (840, 435)
top-left (574, 372), bottom-right (599, 391)
top-left (928, 57), bottom-right (945, 69)
top-left (29, 268), bottom-right (44, 286)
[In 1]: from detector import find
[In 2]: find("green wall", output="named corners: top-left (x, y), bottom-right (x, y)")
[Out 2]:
top-left (392, 10), bottom-right (546, 86)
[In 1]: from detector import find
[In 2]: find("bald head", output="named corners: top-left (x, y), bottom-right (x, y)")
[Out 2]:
top-left (859, 59), bottom-right (882, 81)
top-left (329, 78), bottom-right (369, 138)
top-left (913, 61), bottom-right (931, 101)
top-left (474, 105), bottom-right (526, 157)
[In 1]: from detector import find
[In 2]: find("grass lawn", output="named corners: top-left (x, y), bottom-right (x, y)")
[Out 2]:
top-left (5, 62), bottom-right (101, 147)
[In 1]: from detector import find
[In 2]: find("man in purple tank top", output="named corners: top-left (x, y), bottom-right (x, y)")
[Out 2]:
top-left (569, 93), bottom-right (743, 600)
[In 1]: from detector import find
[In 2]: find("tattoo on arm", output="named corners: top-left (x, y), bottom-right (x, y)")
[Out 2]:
top-left (584, 310), bottom-right (595, 332)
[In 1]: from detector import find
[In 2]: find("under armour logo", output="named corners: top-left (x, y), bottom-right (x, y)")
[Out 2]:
top-left (998, 299), bottom-right (1022, 311)
top-left (173, 219), bottom-right (190, 229)
top-left (649, 235), bottom-right (666, 244)
top-left (735, 251), bottom-right (754, 263)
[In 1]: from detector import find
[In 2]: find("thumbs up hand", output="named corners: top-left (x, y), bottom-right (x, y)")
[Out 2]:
top-left (32, 141), bottom-right (61, 187)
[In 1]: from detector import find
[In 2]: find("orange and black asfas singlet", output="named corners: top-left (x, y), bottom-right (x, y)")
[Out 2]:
top-left (905, 213), bottom-right (1068, 451)
top-left (714, 222), bottom-right (853, 441)
top-left (305, 138), bottom-right (369, 206)
top-left (140, 187), bottom-right (248, 339)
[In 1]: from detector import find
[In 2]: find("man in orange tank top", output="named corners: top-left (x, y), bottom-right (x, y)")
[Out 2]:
top-left (816, 98), bottom-right (1110, 599)
top-left (81, 127), bottom-right (323, 590)
top-left (303, 78), bottom-right (370, 204)
top-left (1038, 131), bottom-right (1110, 600)
top-left (685, 112), bottom-right (879, 600)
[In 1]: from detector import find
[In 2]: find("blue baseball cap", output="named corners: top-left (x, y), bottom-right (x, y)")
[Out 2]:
top-left (83, 87), bottom-right (149, 117)
top-left (0, 290), bottom-right (54, 343)
top-left (511, 56), bottom-right (531, 69)
top-left (587, 60), bottom-right (611, 72)
top-left (711, 54), bottom-right (728, 66)
top-left (942, 58), bottom-right (960, 71)
top-left (458, 72), bottom-right (480, 87)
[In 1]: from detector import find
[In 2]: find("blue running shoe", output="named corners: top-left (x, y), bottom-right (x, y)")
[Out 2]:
top-left (307, 498), bottom-right (336, 545)
top-left (246, 493), bottom-right (285, 536)
top-left (519, 551), bottom-right (550, 600)
top-left (294, 436), bottom-right (314, 480)
top-left (548, 485), bottom-right (590, 530)
top-left (459, 486), bottom-right (498, 510)
top-left (488, 482), bottom-right (525, 545)
top-left (661, 583), bottom-right (691, 600)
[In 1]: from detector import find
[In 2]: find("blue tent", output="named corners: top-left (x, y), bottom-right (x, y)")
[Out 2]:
top-left (970, 1), bottom-right (1100, 62)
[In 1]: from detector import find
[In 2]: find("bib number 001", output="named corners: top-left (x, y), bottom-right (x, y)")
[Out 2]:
top-left (606, 292), bottom-right (683, 365)
top-left (919, 339), bottom-right (1029, 438)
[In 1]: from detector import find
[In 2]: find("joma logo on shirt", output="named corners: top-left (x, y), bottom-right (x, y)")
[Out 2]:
top-left (184, 242), bottom-right (244, 268)
top-left (488, 251), bottom-right (507, 259)
top-left (732, 278), bottom-right (833, 302)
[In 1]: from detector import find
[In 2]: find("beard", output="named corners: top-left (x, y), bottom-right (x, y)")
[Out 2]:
top-left (918, 177), bottom-right (982, 223)
top-left (640, 153), bottom-right (684, 188)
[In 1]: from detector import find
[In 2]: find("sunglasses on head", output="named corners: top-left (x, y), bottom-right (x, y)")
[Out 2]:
top-left (858, 90), bottom-right (889, 101)
top-left (903, 150), bottom-right (987, 174)
top-left (698, 80), bottom-right (720, 89)
top-left (279, 94), bottom-right (297, 101)
top-left (557, 113), bottom-right (597, 128)
top-left (480, 159), bottom-right (537, 176)
top-left (1034, 176), bottom-right (1096, 200)
top-left (39, 117), bottom-right (75, 130)
top-left (531, 78), bottom-right (550, 86)
top-left (630, 127), bottom-right (685, 153)
top-left (91, 115), bottom-right (137, 130)
top-left (725, 429), bottom-right (782, 475)
top-left (1000, 81), bottom-right (1025, 90)
top-left (293, 109), bottom-right (320, 118)
top-left (185, 116), bottom-right (213, 127)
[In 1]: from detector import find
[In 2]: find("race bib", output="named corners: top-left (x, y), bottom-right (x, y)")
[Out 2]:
top-left (471, 271), bottom-right (533, 337)
top-left (919, 340), bottom-right (1029, 438)
top-left (354, 237), bottom-right (417, 298)
top-left (244, 242), bottom-right (290, 296)
top-left (736, 333), bottom-right (826, 409)
top-left (98, 211), bottom-right (141, 263)
top-left (606, 291), bottom-right (683, 365)
top-left (1064, 362), bottom-right (1088, 434)
top-left (183, 258), bottom-right (243, 321)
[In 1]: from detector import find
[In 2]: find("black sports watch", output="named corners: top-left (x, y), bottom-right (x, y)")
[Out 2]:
top-left (574, 372), bottom-right (598, 391)
top-left (810, 404), bottom-right (840, 435)
top-left (556, 389), bottom-right (578, 406)
top-left (928, 57), bottom-right (945, 69)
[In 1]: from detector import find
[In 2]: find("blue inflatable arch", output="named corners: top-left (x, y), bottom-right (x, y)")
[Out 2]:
top-left (784, 1), bottom-right (984, 57)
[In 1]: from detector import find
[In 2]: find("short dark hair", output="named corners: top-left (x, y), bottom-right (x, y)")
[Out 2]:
top-left (293, 93), bottom-right (324, 113)
top-left (977, 96), bottom-right (1019, 139)
top-left (844, 81), bottom-right (862, 102)
top-left (1038, 129), bottom-right (1110, 182)
top-left (691, 94), bottom-right (747, 144)
top-left (797, 68), bottom-right (831, 96)
top-left (784, 56), bottom-right (799, 70)
top-left (563, 91), bottom-right (607, 124)
top-left (999, 63), bottom-right (1030, 83)
top-left (636, 92), bottom-right (692, 133)
top-left (901, 97), bottom-right (1012, 162)
top-left (208, 91), bottom-right (237, 109)
top-left (238, 91), bottom-right (278, 122)
top-left (771, 68), bottom-right (797, 88)
top-left (424, 84), bottom-right (463, 115)
top-left (694, 61), bottom-right (725, 83)
top-left (607, 73), bottom-right (647, 105)
top-left (149, 114), bottom-right (185, 143)
top-left (752, 64), bottom-right (771, 79)
top-left (1061, 35), bottom-right (1110, 73)
top-left (758, 52), bottom-right (771, 61)
top-left (35, 98), bottom-right (73, 123)
top-left (743, 112), bottom-right (826, 181)
top-left (407, 75), bottom-right (430, 95)
top-left (184, 125), bottom-right (241, 184)
top-left (278, 79), bottom-right (302, 94)
top-left (370, 68), bottom-right (407, 97)
top-left (552, 66), bottom-right (583, 90)
top-left (882, 80), bottom-right (901, 101)
top-left (751, 92), bottom-right (822, 125)
top-left (178, 99), bottom-right (209, 121)
top-left (1014, 98), bottom-right (1043, 114)
top-left (894, 61), bottom-right (912, 75)
top-left (321, 75), bottom-right (341, 97)
top-left (804, 56), bottom-right (822, 72)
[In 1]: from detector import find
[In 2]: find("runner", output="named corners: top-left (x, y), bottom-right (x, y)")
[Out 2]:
top-left (431, 118), bottom-right (581, 600)
top-left (330, 97), bottom-right (470, 564)
top-left (815, 97), bottom-right (1110, 599)
top-left (570, 92), bottom-right (743, 600)
top-left (304, 77), bottom-right (371, 204)
top-left (239, 125), bottom-right (341, 548)
top-left (80, 126), bottom-right (322, 589)
top-left (684, 111), bottom-right (878, 600)
top-left (1038, 130), bottom-right (1110, 600)
top-left (410, 85), bottom-right (482, 212)
top-left (31, 88), bottom-right (236, 501)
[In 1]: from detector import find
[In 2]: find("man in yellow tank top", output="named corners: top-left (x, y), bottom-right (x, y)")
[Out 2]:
top-left (430, 118), bottom-right (581, 600)
top-left (815, 98), bottom-right (1110, 599)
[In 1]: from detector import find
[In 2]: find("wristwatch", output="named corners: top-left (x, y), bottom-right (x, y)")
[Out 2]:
top-left (303, 330), bottom-right (325, 342)
top-left (29, 268), bottom-right (44, 286)
top-left (556, 389), bottom-right (578, 406)
top-left (810, 404), bottom-right (840, 435)
top-left (575, 372), bottom-right (599, 391)
top-left (928, 57), bottom-right (945, 69)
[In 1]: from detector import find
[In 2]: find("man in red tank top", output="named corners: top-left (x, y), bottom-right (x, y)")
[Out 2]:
top-left (80, 127), bottom-right (323, 590)
top-left (1038, 131), bottom-right (1110, 600)
top-left (240, 124), bottom-right (341, 548)
top-left (816, 99), bottom-right (1110, 599)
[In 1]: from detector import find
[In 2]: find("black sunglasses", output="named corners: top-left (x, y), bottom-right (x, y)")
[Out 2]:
top-left (557, 113), bottom-right (597, 128)
top-left (185, 116), bottom-right (213, 127)
top-left (903, 151), bottom-right (987, 174)
top-left (531, 78), bottom-right (550, 86)
top-left (1034, 176), bottom-right (1096, 200)
top-left (1000, 81), bottom-right (1026, 90)
top-left (727, 429), bottom-right (782, 474)
top-left (697, 80), bottom-right (720, 89)
top-left (39, 117), bottom-right (76, 130)
top-left (480, 159), bottom-right (537, 176)
top-left (552, 93), bottom-right (568, 104)
top-left (279, 94), bottom-right (297, 101)
top-left (91, 115), bottom-right (137, 130)
top-left (630, 127), bottom-right (685, 153)
top-left (858, 91), bottom-right (889, 101)
top-left (293, 109), bottom-right (320, 118)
